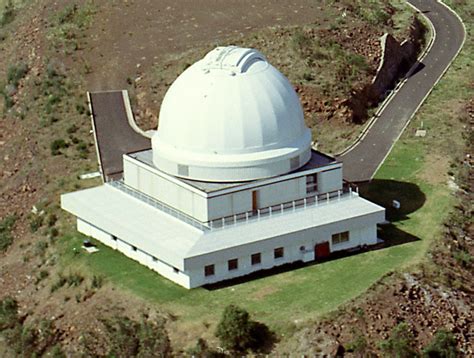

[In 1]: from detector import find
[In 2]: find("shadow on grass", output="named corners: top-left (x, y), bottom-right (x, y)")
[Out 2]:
top-left (205, 179), bottom-right (423, 291)
top-left (358, 179), bottom-right (426, 223)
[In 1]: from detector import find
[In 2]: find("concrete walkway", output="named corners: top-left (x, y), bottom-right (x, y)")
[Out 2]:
top-left (337, 0), bottom-right (465, 183)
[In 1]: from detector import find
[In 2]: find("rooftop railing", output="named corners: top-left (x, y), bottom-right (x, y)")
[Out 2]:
top-left (108, 180), bottom-right (210, 231)
top-left (208, 186), bottom-right (359, 230)
top-left (109, 180), bottom-right (359, 232)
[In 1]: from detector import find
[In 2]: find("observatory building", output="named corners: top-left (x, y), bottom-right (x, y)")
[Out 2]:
top-left (61, 46), bottom-right (385, 289)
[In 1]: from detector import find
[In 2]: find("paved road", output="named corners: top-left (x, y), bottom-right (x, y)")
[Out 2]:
top-left (89, 91), bottom-right (151, 181)
top-left (337, 0), bottom-right (465, 183)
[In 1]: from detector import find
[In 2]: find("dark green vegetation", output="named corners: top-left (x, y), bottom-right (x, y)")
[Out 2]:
top-left (48, 1), bottom-right (95, 53)
top-left (379, 322), bottom-right (418, 357)
top-left (422, 329), bottom-right (458, 358)
top-left (1, 62), bottom-right (28, 109)
top-left (215, 305), bottom-right (275, 353)
top-left (96, 315), bottom-right (172, 358)
top-left (0, 297), bottom-right (64, 357)
top-left (0, 215), bottom-right (16, 252)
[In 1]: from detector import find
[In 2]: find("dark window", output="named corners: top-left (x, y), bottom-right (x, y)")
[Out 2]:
top-left (152, 256), bottom-right (158, 262)
top-left (112, 236), bottom-right (117, 241)
top-left (306, 174), bottom-right (318, 194)
top-left (332, 231), bottom-right (350, 245)
top-left (204, 264), bottom-right (215, 277)
top-left (228, 258), bottom-right (238, 271)
top-left (274, 247), bottom-right (284, 259)
top-left (132, 246), bottom-right (137, 252)
top-left (173, 267), bottom-right (179, 273)
top-left (251, 253), bottom-right (261, 265)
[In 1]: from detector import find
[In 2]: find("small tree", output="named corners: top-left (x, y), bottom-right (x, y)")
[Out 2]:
top-left (379, 322), bottom-right (418, 358)
top-left (215, 305), bottom-right (255, 352)
top-left (215, 305), bottom-right (275, 353)
top-left (422, 329), bottom-right (458, 358)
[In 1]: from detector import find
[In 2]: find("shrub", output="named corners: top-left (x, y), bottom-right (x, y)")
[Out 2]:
top-left (102, 315), bottom-right (172, 357)
top-left (0, 296), bottom-right (19, 330)
top-left (452, 249), bottom-right (472, 268)
top-left (50, 139), bottom-right (68, 155)
top-left (0, 215), bottom-right (16, 252)
top-left (7, 62), bottom-right (29, 87)
top-left (345, 332), bottom-right (369, 354)
top-left (29, 215), bottom-right (44, 233)
top-left (422, 329), bottom-right (458, 358)
top-left (379, 322), bottom-right (418, 358)
top-left (215, 304), bottom-right (275, 353)
top-left (0, 0), bottom-right (15, 27)
top-left (91, 275), bottom-right (104, 289)
top-left (187, 338), bottom-right (225, 358)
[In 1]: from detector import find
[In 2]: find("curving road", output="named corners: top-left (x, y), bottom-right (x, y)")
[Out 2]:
top-left (337, 0), bottom-right (465, 183)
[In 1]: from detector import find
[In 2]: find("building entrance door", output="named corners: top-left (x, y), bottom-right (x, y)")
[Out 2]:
top-left (252, 190), bottom-right (259, 212)
top-left (314, 242), bottom-right (330, 260)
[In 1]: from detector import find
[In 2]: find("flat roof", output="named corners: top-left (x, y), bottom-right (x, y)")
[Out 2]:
top-left (129, 149), bottom-right (337, 193)
top-left (62, 184), bottom-right (384, 267)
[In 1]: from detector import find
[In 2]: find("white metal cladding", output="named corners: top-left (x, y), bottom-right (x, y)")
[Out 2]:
top-left (152, 46), bottom-right (312, 182)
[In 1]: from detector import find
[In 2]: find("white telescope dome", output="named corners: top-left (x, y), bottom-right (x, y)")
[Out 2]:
top-left (152, 46), bottom-right (312, 182)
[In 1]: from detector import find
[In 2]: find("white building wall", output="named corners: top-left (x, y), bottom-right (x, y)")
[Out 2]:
top-left (77, 218), bottom-right (191, 288)
top-left (318, 168), bottom-right (343, 193)
top-left (186, 211), bottom-right (382, 288)
top-left (124, 157), bottom-right (209, 222)
top-left (207, 177), bottom-right (306, 221)
top-left (257, 177), bottom-right (306, 208)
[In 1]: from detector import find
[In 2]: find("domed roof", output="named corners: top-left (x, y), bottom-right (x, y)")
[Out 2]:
top-left (152, 46), bottom-right (312, 182)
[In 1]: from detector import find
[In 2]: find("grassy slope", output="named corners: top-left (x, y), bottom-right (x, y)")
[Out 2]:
top-left (54, 0), bottom-right (471, 349)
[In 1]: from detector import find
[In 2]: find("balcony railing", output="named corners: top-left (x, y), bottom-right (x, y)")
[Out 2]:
top-left (208, 187), bottom-right (359, 230)
top-left (109, 180), bottom-right (210, 231)
top-left (109, 180), bottom-right (359, 232)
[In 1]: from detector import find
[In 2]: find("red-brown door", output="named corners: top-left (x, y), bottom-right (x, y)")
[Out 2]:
top-left (315, 242), bottom-right (330, 260)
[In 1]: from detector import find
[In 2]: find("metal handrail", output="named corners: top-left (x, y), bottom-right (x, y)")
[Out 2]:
top-left (208, 187), bottom-right (358, 230)
top-left (108, 181), bottom-right (210, 231)
top-left (109, 180), bottom-right (358, 232)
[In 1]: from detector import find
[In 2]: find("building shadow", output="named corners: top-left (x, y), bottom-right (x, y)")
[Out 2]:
top-left (407, 61), bottom-right (426, 78)
top-left (357, 179), bottom-right (426, 223)
top-left (204, 179), bottom-right (424, 291)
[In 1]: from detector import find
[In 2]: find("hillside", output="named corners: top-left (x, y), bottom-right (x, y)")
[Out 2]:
top-left (0, 0), bottom-right (471, 356)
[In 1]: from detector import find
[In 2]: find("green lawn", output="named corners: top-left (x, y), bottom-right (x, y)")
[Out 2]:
top-left (57, 0), bottom-right (472, 343)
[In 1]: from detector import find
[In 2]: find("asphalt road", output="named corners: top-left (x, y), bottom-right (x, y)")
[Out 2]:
top-left (337, 0), bottom-right (465, 183)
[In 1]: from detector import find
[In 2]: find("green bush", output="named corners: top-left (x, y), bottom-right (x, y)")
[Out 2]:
top-left (29, 215), bottom-right (44, 233)
top-left (0, 215), bottom-right (16, 252)
top-left (7, 62), bottom-right (28, 87)
top-left (0, 297), bottom-right (19, 330)
top-left (0, 0), bottom-right (15, 27)
top-left (50, 139), bottom-right (68, 155)
top-left (423, 329), bottom-right (458, 358)
top-left (345, 332), bottom-right (369, 354)
top-left (187, 338), bottom-right (225, 358)
top-left (101, 315), bottom-right (172, 357)
top-left (452, 249), bottom-right (472, 268)
top-left (215, 304), bottom-right (275, 353)
top-left (379, 322), bottom-right (418, 358)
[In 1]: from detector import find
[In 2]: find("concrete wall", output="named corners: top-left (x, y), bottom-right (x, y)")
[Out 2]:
top-left (125, 157), bottom-right (319, 222)
top-left (186, 210), bottom-right (383, 288)
top-left (124, 157), bottom-right (209, 222)
top-left (77, 218), bottom-right (191, 288)
top-left (207, 176), bottom-right (307, 220)
top-left (318, 168), bottom-right (343, 194)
